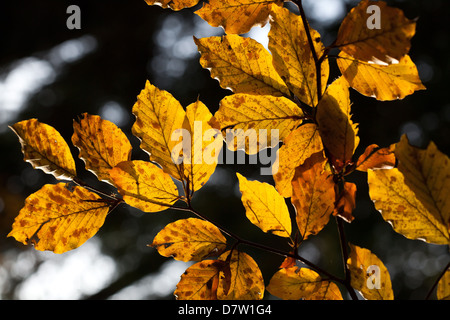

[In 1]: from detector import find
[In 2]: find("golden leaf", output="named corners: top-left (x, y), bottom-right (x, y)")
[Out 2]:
top-left (72, 113), bottom-right (132, 184)
top-left (10, 119), bottom-right (76, 180)
top-left (151, 218), bottom-right (227, 262)
top-left (316, 76), bottom-right (359, 170)
top-left (347, 244), bottom-right (394, 300)
top-left (144, 0), bottom-right (199, 11)
top-left (437, 269), bottom-right (450, 300)
top-left (335, 0), bottom-right (416, 64)
top-left (356, 143), bottom-right (396, 172)
top-left (291, 152), bottom-right (335, 240)
top-left (214, 93), bottom-right (303, 154)
top-left (194, 35), bottom-right (289, 96)
top-left (268, 4), bottom-right (329, 106)
top-left (8, 183), bottom-right (109, 254)
top-left (236, 172), bottom-right (292, 238)
top-left (132, 80), bottom-right (186, 181)
top-left (217, 250), bottom-right (265, 300)
top-left (109, 160), bottom-right (179, 213)
top-left (337, 51), bottom-right (425, 101)
top-left (267, 266), bottom-right (342, 300)
top-left (181, 100), bottom-right (223, 193)
top-left (174, 259), bottom-right (225, 300)
top-left (369, 135), bottom-right (450, 245)
top-left (196, 0), bottom-right (284, 35)
top-left (273, 123), bottom-right (323, 197)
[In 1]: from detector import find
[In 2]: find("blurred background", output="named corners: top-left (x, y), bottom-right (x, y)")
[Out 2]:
top-left (0, 0), bottom-right (449, 300)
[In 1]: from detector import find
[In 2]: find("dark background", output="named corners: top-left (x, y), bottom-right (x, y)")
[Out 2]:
top-left (0, 0), bottom-right (449, 300)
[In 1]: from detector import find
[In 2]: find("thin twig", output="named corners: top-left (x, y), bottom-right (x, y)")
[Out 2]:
top-left (425, 261), bottom-right (450, 300)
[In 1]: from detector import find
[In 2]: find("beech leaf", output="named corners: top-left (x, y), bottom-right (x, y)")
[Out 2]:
top-left (10, 119), bottom-right (76, 180)
top-left (356, 143), bottom-right (396, 172)
top-left (8, 183), bottom-right (109, 254)
top-left (437, 269), bottom-right (450, 300)
top-left (144, 0), bottom-right (200, 11)
top-left (151, 218), bottom-right (227, 262)
top-left (72, 113), bottom-right (132, 184)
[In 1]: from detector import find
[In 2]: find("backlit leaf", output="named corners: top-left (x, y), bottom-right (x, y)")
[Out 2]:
top-left (316, 76), bottom-right (359, 170)
top-left (356, 143), bottom-right (396, 172)
top-left (337, 51), bottom-right (425, 101)
top-left (237, 172), bottom-right (291, 238)
top-left (8, 183), bottom-right (109, 254)
top-left (194, 35), bottom-right (289, 97)
top-left (437, 269), bottom-right (450, 300)
top-left (10, 119), bottom-right (76, 180)
top-left (273, 123), bottom-right (323, 198)
top-left (144, 0), bottom-right (199, 11)
top-left (72, 113), bottom-right (132, 184)
top-left (333, 182), bottom-right (356, 223)
top-left (151, 218), bottom-right (227, 262)
top-left (132, 80), bottom-right (186, 181)
top-left (109, 160), bottom-right (179, 213)
top-left (217, 250), bottom-right (265, 300)
top-left (291, 152), bottom-right (335, 240)
top-left (368, 135), bottom-right (450, 245)
top-left (335, 0), bottom-right (416, 64)
top-left (175, 259), bottom-right (225, 300)
top-left (214, 93), bottom-right (303, 154)
top-left (269, 4), bottom-right (329, 106)
top-left (196, 0), bottom-right (284, 35)
top-left (267, 266), bottom-right (342, 300)
top-left (181, 100), bottom-right (223, 193)
top-left (347, 244), bottom-right (394, 300)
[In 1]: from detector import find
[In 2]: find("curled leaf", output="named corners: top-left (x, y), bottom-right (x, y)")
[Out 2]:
top-left (356, 143), bottom-right (396, 172)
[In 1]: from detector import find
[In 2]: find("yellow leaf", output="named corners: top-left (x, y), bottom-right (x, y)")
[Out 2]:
top-left (217, 250), bottom-right (265, 300)
top-left (8, 183), bottom-right (109, 254)
top-left (151, 218), bottom-right (227, 262)
top-left (196, 0), bottom-right (284, 35)
top-left (316, 76), bottom-right (359, 170)
top-left (335, 0), bottom-right (416, 64)
top-left (10, 119), bottom-right (76, 180)
top-left (337, 51), bottom-right (425, 101)
top-left (267, 266), bottom-right (342, 300)
top-left (236, 172), bottom-right (291, 238)
top-left (194, 35), bottom-right (289, 97)
top-left (368, 135), bottom-right (450, 245)
top-left (437, 269), bottom-right (450, 300)
top-left (175, 259), bottom-right (224, 300)
top-left (144, 0), bottom-right (199, 11)
top-left (356, 143), bottom-right (396, 172)
top-left (132, 80), bottom-right (186, 181)
top-left (109, 160), bottom-right (179, 213)
top-left (214, 93), bottom-right (303, 154)
top-left (347, 244), bottom-right (394, 300)
top-left (268, 4), bottom-right (329, 106)
top-left (72, 113), bottom-right (132, 184)
top-left (291, 152), bottom-right (335, 240)
top-left (181, 100), bottom-right (223, 193)
top-left (273, 123), bottom-right (323, 197)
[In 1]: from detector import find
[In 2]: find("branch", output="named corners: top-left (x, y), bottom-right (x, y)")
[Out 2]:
top-left (425, 261), bottom-right (450, 300)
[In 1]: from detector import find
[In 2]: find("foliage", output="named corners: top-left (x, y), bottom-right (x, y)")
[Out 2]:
top-left (7, 0), bottom-right (449, 300)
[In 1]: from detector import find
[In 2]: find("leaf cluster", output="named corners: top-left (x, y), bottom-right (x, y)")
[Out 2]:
top-left (7, 0), bottom-right (449, 300)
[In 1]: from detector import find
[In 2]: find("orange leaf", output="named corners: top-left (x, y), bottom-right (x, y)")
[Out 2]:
top-left (217, 250), bottom-right (265, 300)
top-left (151, 218), bottom-right (227, 262)
top-left (333, 182), bottom-right (357, 223)
top-left (10, 119), bottom-right (76, 180)
top-left (8, 183), bottom-right (109, 254)
top-left (109, 160), bottom-right (179, 213)
top-left (336, 0), bottom-right (416, 64)
top-left (273, 123), bottom-right (324, 197)
top-left (347, 244), bottom-right (394, 300)
top-left (291, 152), bottom-right (335, 240)
top-left (196, 0), bottom-right (284, 35)
top-left (356, 144), bottom-right (396, 172)
top-left (72, 113), bottom-right (132, 184)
